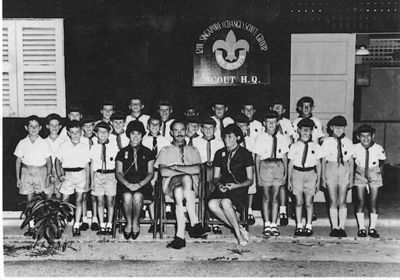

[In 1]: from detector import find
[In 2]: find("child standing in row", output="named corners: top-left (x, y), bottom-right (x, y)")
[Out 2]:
top-left (125, 96), bottom-right (150, 133)
top-left (110, 111), bottom-right (130, 150)
top-left (158, 100), bottom-right (175, 143)
top-left (211, 99), bottom-right (234, 140)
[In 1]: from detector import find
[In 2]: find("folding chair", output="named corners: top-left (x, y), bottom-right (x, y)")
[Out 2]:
top-left (158, 165), bottom-right (205, 239)
top-left (112, 183), bottom-right (158, 239)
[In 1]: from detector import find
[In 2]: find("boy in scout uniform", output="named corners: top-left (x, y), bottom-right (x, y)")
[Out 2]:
top-left (158, 100), bottom-right (175, 143)
top-left (288, 118), bottom-right (323, 236)
top-left (186, 116), bottom-right (202, 146)
top-left (353, 124), bottom-right (386, 238)
top-left (55, 120), bottom-right (91, 237)
top-left (94, 100), bottom-right (115, 129)
top-left (125, 95), bottom-right (150, 133)
top-left (109, 111), bottom-right (130, 150)
top-left (254, 111), bottom-right (289, 236)
top-left (59, 105), bottom-right (83, 141)
top-left (241, 101), bottom-right (263, 140)
top-left (14, 115), bottom-right (52, 236)
top-left (211, 99), bottom-right (234, 140)
top-left (90, 122), bottom-right (120, 235)
top-left (321, 116), bottom-right (354, 237)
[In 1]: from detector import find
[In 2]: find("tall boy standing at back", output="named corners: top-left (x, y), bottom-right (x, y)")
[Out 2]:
top-left (59, 105), bottom-right (83, 141)
top-left (158, 100), bottom-right (175, 143)
top-left (211, 99), bottom-right (234, 140)
top-left (94, 101), bottom-right (115, 129)
top-left (241, 102), bottom-right (263, 140)
top-left (109, 111), bottom-right (130, 150)
top-left (125, 95), bottom-right (150, 133)
top-left (14, 115), bottom-right (52, 236)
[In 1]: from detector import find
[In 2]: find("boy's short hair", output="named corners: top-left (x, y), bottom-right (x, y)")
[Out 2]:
top-left (264, 110), bottom-right (279, 120)
top-left (186, 116), bottom-right (200, 125)
top-left (234, 113), bottom-right (250, 124)
top-left (213, 98), bottom-right (227, 107)
top-left (45, 113), bottom-right (62, 124)
top-left (101, 100), bottom-right (115, 109)
top-left (170, 119), bottom-right (186, 130)
top-left (148, 115), bottom-right (162, 125)
top-left (126, 120), bottom-right (146, 137)
top-left (25, 115), bottom-right (41, 126)
top-left (81, 115), bottom-right (96, 125)
top-left (270, 99), bottom-right (286, 107)
top-left (329, 115), bottom-right (347, 127)
top-left (67, 105), bottom-right (81, 114)
top-left (241, 100), bottom-right (255, 108)
top-left (94, 122), bottom-right (112, 132)
top-left (297, 118), bottom-right (315, 129)
top-left (296, 96), bottom-right (314, 108)
top-left (110, 111), bottom-right (126, 121)
top-left (222, 124), bottom-right (243, 141)
top-left (201, 118), bottom-right (217, 127)
top-left (129, 95), bottom-right (144, 103)
top-left (66, 120), bottom-right (82, 131)
top-left (356, 124), bottom-right (375, 135)
top-left (158, 100), bottom-right (172, 107)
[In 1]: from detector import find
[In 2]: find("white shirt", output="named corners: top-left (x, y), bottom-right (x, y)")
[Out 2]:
top-left (288, 140), bottom-right (323, 168)
top-left (292, 116), bottom-right (324, 142)
top-left (248, 119), bottom-right (263, 140)
top-left (14, 136), bottom-right (51, 166)
top-left (46, 136), bottom-right (66, 164)
top-left (160, 118), bottom-right (175, 142)
top-left (142, 134), bottom-right (171, 157)
top-left (59, 126), bottom-right (70, 142)
top-left (241, 135), bottom-right (256, 153)
top-left (211, 116), bottom-right (235, 140)
top-left (254, 132), bottom-right (289, 160)
top-left (56, 140), bottom-right (91, 168)
top-left (321, 136), bottom-right (354, 162)
top-left (124, 114), bottom-right (150, 133)
top-left (80, 135), bottom-right (98, 148)
top-left (279, 117), bottom-right (295, 142)
top-left (90, 140), bottom-right (120, 171)
top-left (353, 143), bottom-right (386, 169)
top-left (192, 137), bottom-right (225, 163)
top-left (109, 132), bottom-right (130, 150)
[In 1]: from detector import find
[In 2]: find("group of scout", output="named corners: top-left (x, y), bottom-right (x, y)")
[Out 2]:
top-left (14, 95), bottom-right (385, 246)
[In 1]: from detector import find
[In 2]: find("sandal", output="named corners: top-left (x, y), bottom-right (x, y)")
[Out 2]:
top-left (263, 225), bottom-right (272, 236)
top-left (97, 227), bottom-right (107, 235)
top-left (247, 214), bottom-right (255, 226)
top-left (368, 229), bottom-right (380, 238)
top-left (212, 225), bottom-right (222, 234)
top-left (279, 213), bottom-right (288, 226)
top-left (304, 228), bottom-right (313, 237)
top-left (270, 226), bottom-right (280, 236)
top-left (357, 229), bottom-right (367, 237)
top-left (294, 227), bottom-right (304, 236)
top-left (239, 225), bottom-right (250, 241)
top-left (106, 226), bottom-right (113, 235)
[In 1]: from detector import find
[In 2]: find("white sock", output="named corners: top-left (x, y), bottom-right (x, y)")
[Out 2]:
top-left (82, 216), bottom-right (88, 223)
top-left (270, 222), bottom-right (277, 228)
top-left (305, 224), bottom-right (312, 230)
top-left (73, 222), bottom-right (80, 229)
top-left (29, 220), bottom-right (35, 228)
top-left (297, 223), bottom-right (303, 229)
top-left (100, 222), bottom-right (106, 228)
top-left (248, 208), bottom-right (253, 215)
top-left (92, 216), bottom-right (98, 224)
top-left (279, 206), bottom-right (287, 214)
top-left (106, 222), bottom-right (112, 228)
top-left (356, 212), bottom-right (365, 230)
top-left (166, 205), bottom-right (171, 212)
top-left (338, 208), bottom-right (347, 229)
top-left (329, 208), bottom-right (339, 229)
top-left (370, 213), bottom-right (378, 229)
top-left (264, 221), bottom-right (271, 227)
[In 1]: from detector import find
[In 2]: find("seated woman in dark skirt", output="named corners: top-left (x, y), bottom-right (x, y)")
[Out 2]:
top-left (208, 124), bottom-right (254, 246)
top-left (116, 120), bottom-right (155, 240)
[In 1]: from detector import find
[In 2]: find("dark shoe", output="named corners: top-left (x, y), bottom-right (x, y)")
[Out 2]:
top-left (131, 230), bottom-right (140, 240)
top-left (72, 228), bottom-right (81, 237)
top-left (312, 214), bottom-right (317, 222)
top-left (338, 228), bottom-right (347, 237)
top-left (97, 227), bottom-right (107, 235)
top-left (279, 213), bottom-right (289, 226)
top-left (212, 225), bottom-right (222, 234)
top-left (205, 224), bottom-right (212, 232)
top-left (167, 236), bottom-right (186, 249)
top-left (80, 222), bottom-right (89, 231)
top-left (24, 228), bottom-right (35, 237)
top-left (148, 225), bottom-right (155, 233)
top-left (358, 229), bottom-right (367, 237)
top-left (247, 214), bottom-right (255, 226)
top-left (368, 229), bottom-right (380, 238)
top-left (91, 222), bottom-right (100, 231)
top-left (304, 228), bottom-right (313, 237)
top-left (294, 227), bottom-right (304, 236)
top-left (123, 231), bottom-right (131, 240)
top-left (188, 223), bottom-right (207, 238)
top-left (106, 226), bottom-right (113, 235)
top-left (329, 228), bottom-right (339, 237)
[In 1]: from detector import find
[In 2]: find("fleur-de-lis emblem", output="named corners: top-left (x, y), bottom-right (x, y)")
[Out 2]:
top-left (212, 30), bottom-right (249, 70)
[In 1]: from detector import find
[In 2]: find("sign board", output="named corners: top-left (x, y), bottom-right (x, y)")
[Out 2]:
top-left (193, 20), bottom-right (270, 87)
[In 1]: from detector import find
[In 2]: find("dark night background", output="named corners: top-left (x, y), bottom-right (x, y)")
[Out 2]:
top-left (3, 0), bottom-right (399, 210)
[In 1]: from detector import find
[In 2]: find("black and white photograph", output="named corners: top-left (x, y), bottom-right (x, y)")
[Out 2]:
top-left (1, 0), bottom-right (400, 278)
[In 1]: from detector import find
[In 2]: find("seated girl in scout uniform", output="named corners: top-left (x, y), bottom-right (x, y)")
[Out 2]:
top-left (288, 118), bottom-right (323, 237)
top-left (14, 115), bottom-right (52, 237)
top-left (115, 121), bottom-right (155, 240)
top-left (254, 111), bottom-right (289, 237)
top-left (55, 120), bottom-right (91, 237)
top-left (353, 124), bottom-right (386, 238)
top-left (208, 124), bottom-right (254, 246)
top-left (321, 116), bottom-right (354, 238)
top-left (90, 122), bottom-right (120, 235)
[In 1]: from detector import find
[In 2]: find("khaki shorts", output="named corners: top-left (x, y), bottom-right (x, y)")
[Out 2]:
top-left (60, 170), bottom-right (87, 195)
top-left (325, 161), bottom-right (351, 188)
top-left (20, 166), bottom-right (51, 195)
top-left (291, 169), bottom-right (318, 196)
top-left (92, 172), bottom-right (117, 196)
top-left (354, 166), bottom-right (383, 189)
top-left (50, 177), bottom-right (62, 196)
top-left (259, 160), bottom-right (285, 187)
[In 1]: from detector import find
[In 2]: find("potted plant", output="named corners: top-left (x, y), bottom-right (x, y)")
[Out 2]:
top-left (20, 192), bottom-right (75, 247)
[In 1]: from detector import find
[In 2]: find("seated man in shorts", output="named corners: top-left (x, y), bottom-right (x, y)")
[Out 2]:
top-left (154, 120), bottom-right (207, 249)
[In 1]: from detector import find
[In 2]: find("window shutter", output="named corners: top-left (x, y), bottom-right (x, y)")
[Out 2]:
top-left (2, 20), bottom-right (18, 117)
top-left (15, 19), bottom-right (66, 117)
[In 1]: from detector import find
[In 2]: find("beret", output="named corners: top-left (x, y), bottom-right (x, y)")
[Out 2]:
top-left (264, 110), bottom-right (279, 120)
top-left (81, 114), bottom-right (96, 124)
top-left (202, 117), bottom-right (217, 126)
top-left (110, 111), bottom-right (126, 121)
top-left (356, 124), bottom-right (375, 134)
top-left (296, 96), bottom-right (314, 107)
top-left (297, 118), bottom-right (315, 128)
top-left (94, 121), bottom-right (111, 132)
top-left (329, 115), bottom-right (347, 127)
top-left (185, 116), bottom-right (200, 124)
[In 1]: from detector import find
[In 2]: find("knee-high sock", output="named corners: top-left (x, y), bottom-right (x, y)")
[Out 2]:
top-left (329, 208), bottom-right (339, 229)
top-left (338, 208), bottom-right (347, 229)
top-left (370, 213), bottom-right (378, 229)
top-left (356, 212), bottom-right (365, 230)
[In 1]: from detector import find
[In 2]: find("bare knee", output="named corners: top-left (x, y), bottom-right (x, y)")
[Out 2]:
top-left (220, 198), bottom-right (233, 210)
top-left (107, 196), bottom-right (115, 207)
top-left (97, 197), bottom-right (105, 207)
top-left (181, 175), bottom-right (193, 191)
top-left (75, 193), bottom-right (83, 205)
top-left (208, 199), bottom-right (219, 212)
top-left (132, 192), bottom-right (143, 204)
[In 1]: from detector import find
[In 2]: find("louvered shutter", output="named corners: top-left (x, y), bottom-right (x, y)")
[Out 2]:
top-left (14, 19), bottom-right (65, 117)
top-left (2, 20), bottom-right (18, 117)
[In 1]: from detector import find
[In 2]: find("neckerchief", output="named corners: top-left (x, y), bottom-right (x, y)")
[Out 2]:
top-left (299, 138), bottom-right (313, 168)
top-left (363, 142), bottom-right (374, 181)
top-left (333, 133), bottom-right (345, 166)
top-left (270, 128), bottom-right (279, 159)
top-left (98, 139), bottom-right (109, 172)
top-left (188, 133), bottom-right (199, 146)
top-left (152, 136), bottom-right (158, 155)
top-left (227, 145), bottom-right (240, 184)
top-left (131, 144), bottom-right (141, 171)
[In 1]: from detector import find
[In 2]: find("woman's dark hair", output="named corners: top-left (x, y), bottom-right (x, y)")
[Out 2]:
top-left (222, 124), bottom-right (243, 143)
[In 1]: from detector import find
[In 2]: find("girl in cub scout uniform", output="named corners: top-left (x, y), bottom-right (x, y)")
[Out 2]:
top-left (321, 116), bottom-right (354, 238)
top-left (353, 124), bottom-right (386, 238)
top-left (288, 118), bottom-right (323, 237)
top-left (254, 111), bottom-right (289, 237)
